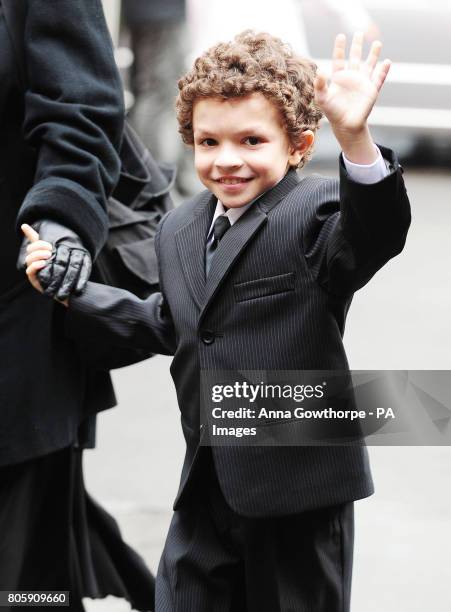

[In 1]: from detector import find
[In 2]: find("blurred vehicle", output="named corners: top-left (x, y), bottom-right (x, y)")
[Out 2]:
top-left (301, 0), bottom-right (451, 165)
top-left (109, 0), bottom-right (451, 167)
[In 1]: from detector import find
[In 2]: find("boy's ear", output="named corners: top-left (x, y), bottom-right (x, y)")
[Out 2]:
top-left (288, 130), bottom-right (315, 167)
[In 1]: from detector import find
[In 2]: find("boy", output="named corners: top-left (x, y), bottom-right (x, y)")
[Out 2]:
top-left (24, 31), bottom-right (410, 611)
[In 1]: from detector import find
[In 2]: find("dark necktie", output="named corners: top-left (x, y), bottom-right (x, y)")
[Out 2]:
top-left (206, 215), bottom-right (231, 275)
top-left (212, 215), bottom-right (231, 246)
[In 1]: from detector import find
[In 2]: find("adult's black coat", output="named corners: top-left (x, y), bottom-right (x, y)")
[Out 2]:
top-left (0, 0), bottom-right (124, 466)
top-left (66, 150), bottom-right (411, 517)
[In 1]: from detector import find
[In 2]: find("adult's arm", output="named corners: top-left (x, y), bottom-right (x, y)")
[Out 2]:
top-left (14, 0), bottom-right (124, 258)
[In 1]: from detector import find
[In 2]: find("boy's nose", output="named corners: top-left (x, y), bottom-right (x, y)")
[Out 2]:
top-left (214, 147), bottom-right (243, 170)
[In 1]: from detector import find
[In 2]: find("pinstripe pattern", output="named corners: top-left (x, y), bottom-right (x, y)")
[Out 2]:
top-left (67, 146), bottom-right (411, 518)
top-left (154, 451), bottom-right (354, 611)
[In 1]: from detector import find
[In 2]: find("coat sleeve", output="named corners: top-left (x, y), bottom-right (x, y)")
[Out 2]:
top-left (302, 146), bottom-right (411, 297)
top-left (14, 0), bottom-right (124, 258)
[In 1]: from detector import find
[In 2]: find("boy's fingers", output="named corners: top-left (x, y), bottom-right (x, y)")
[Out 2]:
top-left (21, 223), bottom-right (40, 243)
top-left (372, 59), bottom-right (391, 91)
top-left (365, 40), bottom-right (382, 75)
top-left (26, 240), bottom-right (53, 253)
top-left (25, 250), bottom-right (53, 267)
top-left (26, 261), bottom-right (47, 293)
top-left (348, 31), bottom-right (364, 69)
top-left (26, 260), bottom-right (48, 275)
top-left (332, 33), bottom-right (346, 72)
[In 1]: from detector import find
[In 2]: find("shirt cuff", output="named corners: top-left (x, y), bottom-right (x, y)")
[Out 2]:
top-left (342, 146), bottom-right (390, 185)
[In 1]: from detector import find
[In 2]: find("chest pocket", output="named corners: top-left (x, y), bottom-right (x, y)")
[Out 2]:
top-left (234, 272), bottom-right (295, 303)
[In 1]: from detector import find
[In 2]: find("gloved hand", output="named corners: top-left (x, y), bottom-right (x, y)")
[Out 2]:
top-left (17, 219), bottom-right (92, 300)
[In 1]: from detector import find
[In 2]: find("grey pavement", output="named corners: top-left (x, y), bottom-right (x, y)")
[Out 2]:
top-left (83, 166), bottom-right (451, 611)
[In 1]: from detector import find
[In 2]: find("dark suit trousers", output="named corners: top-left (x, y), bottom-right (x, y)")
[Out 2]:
top-left (155, 451), bottom-right (354, 612)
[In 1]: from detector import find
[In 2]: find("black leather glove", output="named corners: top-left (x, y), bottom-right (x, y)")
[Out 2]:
top-left (18, 219), bottom-right (92, 300)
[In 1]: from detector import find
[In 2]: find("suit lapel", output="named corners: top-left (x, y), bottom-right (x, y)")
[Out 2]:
top-left (201, 205), bottom-right (267, 318)
top-left (200, 169), bottom-right (300, 321)
top-left (256, 168), bottom-right (300, 214)
top-left (175, 191), bottom-right (216, 310)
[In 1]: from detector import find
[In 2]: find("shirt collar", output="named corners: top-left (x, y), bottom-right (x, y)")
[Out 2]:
top-left (207, 199), bottom-right (253, 241)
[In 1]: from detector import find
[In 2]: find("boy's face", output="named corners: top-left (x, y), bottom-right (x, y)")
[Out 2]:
top-left (193, 93), bottom-right (312, 208)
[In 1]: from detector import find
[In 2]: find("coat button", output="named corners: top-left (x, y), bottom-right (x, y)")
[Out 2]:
top-left (200, 330), bottom-right (215, 345)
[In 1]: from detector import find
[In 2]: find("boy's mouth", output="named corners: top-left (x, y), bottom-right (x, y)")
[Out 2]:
top-left (215, 177), bottom-right (253, 185)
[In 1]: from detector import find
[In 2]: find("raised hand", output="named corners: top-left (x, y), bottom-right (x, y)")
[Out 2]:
top-left (314, 32), bottom-right (390, 133)
top-left (314, 32), bottom-right (390, 163)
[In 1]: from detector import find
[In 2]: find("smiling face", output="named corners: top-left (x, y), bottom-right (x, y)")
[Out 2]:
top-left (193, 93), bottom-right (313, 208)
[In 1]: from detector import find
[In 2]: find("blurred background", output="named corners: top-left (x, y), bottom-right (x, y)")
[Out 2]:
top-left (85, 1), bottom-right (451, 610)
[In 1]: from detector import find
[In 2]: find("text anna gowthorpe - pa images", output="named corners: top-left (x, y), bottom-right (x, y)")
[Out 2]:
top-left (209, 380), bottom-right (393, 438)
top-left (199, 371), bottom-right (451, 446)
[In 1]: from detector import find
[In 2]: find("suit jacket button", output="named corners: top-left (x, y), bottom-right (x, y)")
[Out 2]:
top-left (201, 330), bottom-right (215, 345)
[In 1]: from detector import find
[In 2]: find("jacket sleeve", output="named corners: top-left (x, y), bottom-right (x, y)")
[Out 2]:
top-left (65, 283), bottom-right (177, 358)
top-left (65, 210), bottom-right (177, 363)
top-left (14, 0), bottom-right (124, 258)
top-left (302, 146), bottom-right (411, 297)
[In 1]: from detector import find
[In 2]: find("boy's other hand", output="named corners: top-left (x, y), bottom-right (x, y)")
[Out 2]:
top-left (21, 224), bottom-right (68, 306)
top-left (314, 32), bottom-right (391, 163)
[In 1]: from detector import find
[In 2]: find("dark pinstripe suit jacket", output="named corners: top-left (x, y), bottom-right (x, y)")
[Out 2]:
top-left (67, 147), bottom-right (411, 517)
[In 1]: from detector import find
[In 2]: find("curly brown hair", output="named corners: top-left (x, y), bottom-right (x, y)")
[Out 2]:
top-left (176, 30), bottom-right (323, 167)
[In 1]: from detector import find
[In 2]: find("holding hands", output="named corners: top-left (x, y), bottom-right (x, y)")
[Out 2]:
top-left (314, 32), bottom-right (391, 164)
top-left (20, 219), bottom-right (93, 303)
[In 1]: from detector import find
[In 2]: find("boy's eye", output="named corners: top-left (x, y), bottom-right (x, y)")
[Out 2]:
top-left (243, 136), bottom-right (261, 146)
top-left (200, 138), bottom-right (217, 147)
